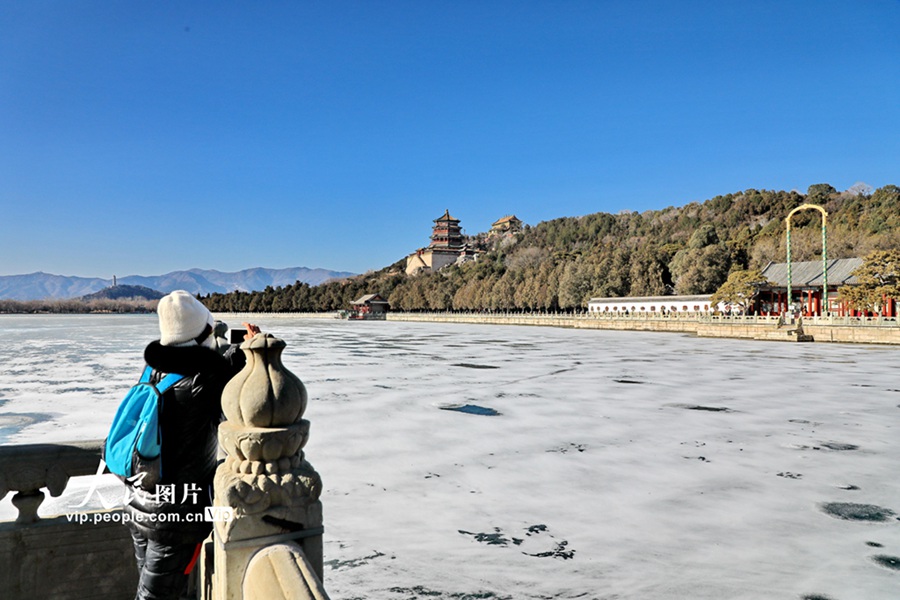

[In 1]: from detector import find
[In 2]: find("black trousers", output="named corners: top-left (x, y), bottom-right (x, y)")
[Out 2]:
top-left (130, 528), bottom-right (199, 600)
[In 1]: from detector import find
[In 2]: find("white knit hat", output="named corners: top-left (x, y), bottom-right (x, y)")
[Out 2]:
top-left (157, 290), bottom-right (215, 346)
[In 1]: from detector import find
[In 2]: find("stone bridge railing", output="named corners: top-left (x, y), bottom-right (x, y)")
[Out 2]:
top-left (0, 332), bottom-right (330, 600)
top-left (0, 440), bottom-right (137, 599)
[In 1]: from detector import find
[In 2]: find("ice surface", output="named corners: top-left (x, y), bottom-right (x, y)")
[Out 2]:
top-left (1, 314), bottom-right (899, 599)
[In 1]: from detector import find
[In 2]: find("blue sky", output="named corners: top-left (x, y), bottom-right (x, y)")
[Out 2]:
top-left (1, 1), bottom-right (898, 277)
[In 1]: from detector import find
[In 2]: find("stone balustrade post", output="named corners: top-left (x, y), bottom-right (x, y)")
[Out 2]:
top-left (202, 333), bottom-right (329, 600)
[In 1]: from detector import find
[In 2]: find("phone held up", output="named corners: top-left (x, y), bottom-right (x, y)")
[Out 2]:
top-left (229, 328), bottom-right (247, 344)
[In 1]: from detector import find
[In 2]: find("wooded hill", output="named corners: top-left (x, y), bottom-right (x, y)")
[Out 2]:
top-left (81, 284), bottom-right (165, 301)
top-left (200, 184), bottom-right (900, 313)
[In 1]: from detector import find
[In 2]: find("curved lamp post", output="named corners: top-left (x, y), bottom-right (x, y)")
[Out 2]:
top-left (785, 203), bottom-right (829, 316)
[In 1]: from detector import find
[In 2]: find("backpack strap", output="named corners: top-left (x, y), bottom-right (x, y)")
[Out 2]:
top-left (139, 365), bottom-right (187, 393)
top-left (139, 365), bottom-right (154, 383)
top-left (156, 372), bottom-right (188, 393)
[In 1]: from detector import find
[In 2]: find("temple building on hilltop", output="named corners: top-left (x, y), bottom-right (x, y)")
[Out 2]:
top-left (429, 208), bottom-right (465, 249)
top-left (490, 215), bottom-right (523, 234)
top-left (406, 210), bottom-right (477, 275)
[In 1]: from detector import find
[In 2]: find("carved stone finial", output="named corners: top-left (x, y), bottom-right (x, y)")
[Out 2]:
top-left (221, 334), bottom-right (308, 427)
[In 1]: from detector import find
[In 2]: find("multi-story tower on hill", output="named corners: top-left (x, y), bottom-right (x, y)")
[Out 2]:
top-left (406, 210), bottom-right (475, 275)
top-left (429, 209), bottom-right (464, 249)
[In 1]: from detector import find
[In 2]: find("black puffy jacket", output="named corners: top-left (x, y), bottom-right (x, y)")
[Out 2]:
top-left (123, 340), bottom-right (245, 544)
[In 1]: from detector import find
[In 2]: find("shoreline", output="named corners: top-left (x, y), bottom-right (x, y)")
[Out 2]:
top-left (212, 311), bottom-right (900, 346)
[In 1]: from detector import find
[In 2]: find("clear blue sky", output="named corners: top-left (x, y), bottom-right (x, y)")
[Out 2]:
top-left (1, 1), bottom-right (898, 277)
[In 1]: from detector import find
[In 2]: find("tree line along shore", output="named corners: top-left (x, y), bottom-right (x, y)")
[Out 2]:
top-left (3, 184), bottom-right (898, 316)
top-left (0, 298), bottom-right (158, 314)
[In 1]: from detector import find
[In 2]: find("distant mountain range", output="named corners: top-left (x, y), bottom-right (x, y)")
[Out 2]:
top-left (0, 267), bottom-right (355, 301)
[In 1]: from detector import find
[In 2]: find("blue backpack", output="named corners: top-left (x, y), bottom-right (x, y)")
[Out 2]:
top-left (104, 366), bottom-right (188, 479)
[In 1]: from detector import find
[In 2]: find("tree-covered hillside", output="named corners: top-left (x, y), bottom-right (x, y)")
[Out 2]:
top-left (201, 184), bottom-right (900, 313)
top-left (80, 284), bottom-right (164, 301)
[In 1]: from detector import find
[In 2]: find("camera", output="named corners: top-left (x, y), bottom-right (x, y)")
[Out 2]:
top-left (229, 328), bottom-right (247, 344)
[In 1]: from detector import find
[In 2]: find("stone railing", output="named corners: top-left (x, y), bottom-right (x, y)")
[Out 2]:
top-left (0, 440), bottom-right (103, 523)
top-left (803, 315), bottom-right (898, 327)
top-left (0, 440), bottom-right (136, 599)
top-left (386, 311), bottom-right (900, 344)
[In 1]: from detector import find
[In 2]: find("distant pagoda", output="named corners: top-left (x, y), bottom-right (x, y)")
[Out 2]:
top-left (406, 209), bottom-right (475, 275)
top-left (429, 209), bottom-right (464, 249)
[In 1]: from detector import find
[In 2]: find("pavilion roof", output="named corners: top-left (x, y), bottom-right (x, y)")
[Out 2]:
top-left (759, 257), bottom-right (862, 288)
top-left (351, 293), bottom-right (389, 305)
top-left (492, 214), bottom-right (521, 226)
top-left (434, 209), bottom-right (459, 223)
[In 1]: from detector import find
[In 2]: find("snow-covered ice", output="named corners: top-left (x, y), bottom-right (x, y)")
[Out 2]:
top-left (1, 314), bottom-right (899, 599)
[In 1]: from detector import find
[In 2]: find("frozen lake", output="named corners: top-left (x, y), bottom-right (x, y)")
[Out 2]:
top-left (1, 314), bottom-right (899, 599)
